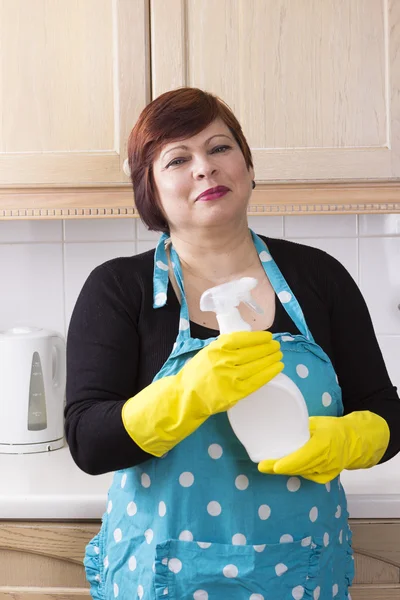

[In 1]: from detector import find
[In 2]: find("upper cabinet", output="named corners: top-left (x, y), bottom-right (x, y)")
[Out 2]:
top-left (0, 0), bottom-right (150, 186)
top-left (1, 0), bottom-right (400, 217)
top-left (151, 0), bottom-right (400, 182)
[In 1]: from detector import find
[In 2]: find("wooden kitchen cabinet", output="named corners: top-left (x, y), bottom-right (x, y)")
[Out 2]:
top-left (0, 0), bottom-right (150, 187)
top-left (151, 0), bottom-right (400, 184)
top-left (0, 520), bottom-right (400, 598)
top-left (1, 0), bottom-right (400, 218)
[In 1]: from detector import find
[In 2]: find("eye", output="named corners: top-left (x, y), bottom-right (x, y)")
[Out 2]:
top-left (211, 145), bottom-right (231, 153)
top-left (166, 157), bottom-right (187, 168)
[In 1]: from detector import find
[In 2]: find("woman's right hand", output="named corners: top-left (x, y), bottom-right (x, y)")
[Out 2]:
top-left (177, 331), bottom-right (284, 417)
top-left (122, 330), bottom-right (283, 457)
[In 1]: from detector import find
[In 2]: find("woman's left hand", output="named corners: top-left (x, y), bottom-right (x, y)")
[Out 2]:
top-left (258, 411), bottom-right (390, 484)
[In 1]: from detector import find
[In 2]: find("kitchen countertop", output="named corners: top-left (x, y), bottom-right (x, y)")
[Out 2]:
top-left (1, 445), bottom-right (400, 520)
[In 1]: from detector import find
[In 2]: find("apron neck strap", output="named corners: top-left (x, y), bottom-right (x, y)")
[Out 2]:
top-left (153, 234), bottom-right (191, 340)
top-left (153, 229), bottom-right (314, 342)
top-left (250, 230), bottom-right (314, 341)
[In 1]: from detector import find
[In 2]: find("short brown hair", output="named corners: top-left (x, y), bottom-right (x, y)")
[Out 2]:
top-left (127, 87), bottom-right (253, 233)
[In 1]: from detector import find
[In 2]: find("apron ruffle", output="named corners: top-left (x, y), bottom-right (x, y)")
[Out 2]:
top-left (84, 531), bottom-right (106, 600)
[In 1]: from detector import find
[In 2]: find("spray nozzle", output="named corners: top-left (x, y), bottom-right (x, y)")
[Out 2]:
top-left (200, 277), bottom-right (263, 315)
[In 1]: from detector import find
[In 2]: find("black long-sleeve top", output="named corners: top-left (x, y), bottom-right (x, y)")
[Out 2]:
top-left (65, 235), bottom-right (400, 475)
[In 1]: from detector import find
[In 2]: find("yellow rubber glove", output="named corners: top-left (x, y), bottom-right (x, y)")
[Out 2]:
top-left (258, 411), bottom-right (390, 484)
top-left (122, 331), bottom-right (284, 457)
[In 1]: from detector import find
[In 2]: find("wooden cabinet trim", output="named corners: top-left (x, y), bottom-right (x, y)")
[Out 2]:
top-left (0, 589), bottom-right (90, 599)
top-left (0, 181), bottom-right (399, 219)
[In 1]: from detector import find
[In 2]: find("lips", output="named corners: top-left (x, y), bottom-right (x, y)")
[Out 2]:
top-left (196, 186), bottom-right (230, 201)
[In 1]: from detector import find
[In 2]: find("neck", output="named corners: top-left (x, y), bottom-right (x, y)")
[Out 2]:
top-left (169, 222), bottom-right (258, 284)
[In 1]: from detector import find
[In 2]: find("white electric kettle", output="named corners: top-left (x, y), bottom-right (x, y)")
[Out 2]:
top-left (0, 326), bottom-right (66, 454)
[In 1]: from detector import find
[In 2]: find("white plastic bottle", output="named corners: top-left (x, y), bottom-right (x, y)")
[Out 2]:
top-left (200, 277), bottom-right (310, 462)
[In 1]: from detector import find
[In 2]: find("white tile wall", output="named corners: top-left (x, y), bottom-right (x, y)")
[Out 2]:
top-left (0, 215), bottom-right (399, 391)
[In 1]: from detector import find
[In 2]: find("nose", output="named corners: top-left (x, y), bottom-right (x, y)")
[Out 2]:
top-left (192, 156), bottom-right (218, 180)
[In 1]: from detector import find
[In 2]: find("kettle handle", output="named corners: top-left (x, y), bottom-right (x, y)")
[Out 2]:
top-left (51, 334), bottom-right (66, 393)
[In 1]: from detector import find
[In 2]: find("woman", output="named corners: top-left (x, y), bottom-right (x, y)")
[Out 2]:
top-left (65, 87), bottom-right (400, 600)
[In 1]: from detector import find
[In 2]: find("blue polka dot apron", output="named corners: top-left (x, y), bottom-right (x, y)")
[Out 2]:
top-left (84, 230), bottom-right (355, 600)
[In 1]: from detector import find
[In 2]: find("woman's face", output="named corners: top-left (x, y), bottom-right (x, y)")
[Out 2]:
top-left (152, 118), bottom-right (254, 234)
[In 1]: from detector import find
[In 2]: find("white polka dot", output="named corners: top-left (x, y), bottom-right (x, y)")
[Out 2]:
top-left (275, 563), bottom-right (288, 576)
top-left (292, 586), bottom-right (304, 599)
top-left (296, 364), bottom-right (309, 378)
top-left (333, 584), bottom-right (338, 597)
top-left (208, 443), bottom-right (223, 459)
top-left (301, 536), bottom-right (312, 547)
top-left (104, 555), bottom-right (109, 569)
top-left (159, 501), bottom-right (167, 517)
top-left (335, 505), bottom-right (342, 518)
top-left (223, 564), bottom-right (238, 578)
top-left (114, 583), bottom-right (119, 597)
top-left (94, 546), bottom-right (100, 554)
top-left (282, 335), bottom-right (295, 342)
top-left (179, 530), bottom-right (193, 541)
top-left (156, 260), bottom-right (169, 271)
top-left (137, 585), bottom-right (144, 599)
top-left (127, 501), bottom-right (137, 516)
top-left (193, 591), bottom-right (208, 600)
top-left (253, 544), bottom-right (266, 552)
top-left (163, 589), bottom-right (168, 595)
top-left (235, 474), bottom-right (249, 490)
top-left (287, 477), bottom-right (301, 492)
top-left (95, 574), bottom-right (101, 582)
top-left (339, 530), bottom-right (343, 544)
top-left (154, 292), bottom-right (167, 306)
top-left (280, 534), bottom-right (294, 543)
top-left (128, 556), bottom-right (137, 571)
top-left (197, 541), bottom-right (212, 549)
top-left (207, 501), bottom-right (222, 516)
top-left (335, 373), bottom-right (339, 383)
top-left (309, 506), bottom-right (318, 522)
top-left (179, 318), bottom-right (190, 331)
top-left (113, 528), bottom-right (122, 543)
top-left (144, 529), bottom-right (154, 544)
top-left (141, 473), bottom-right (151, 488)
top-left (259, 250), bottom-right (272, 262)
top-left (152, 562), bottom-right (156, 573)
top-left (232, 533), bottom-right (246, 545)
top-left (278, 290), bottom-right (292, 303)
top-left (314, 587), bottom-right (321, 600)
top-left (121, 473), bottom-right (127, 488)
top-left (323, 532), bottom-right (329, 546)
top-left (322, 392), bottom-right (332, 407)
top-left (325, 481), bottom-right (331, 492)
top-left (250, 595), bottom-right (264, 600)
top-left (258, 504), bottom-right (271, 520)
top-left (162, 558), bottom-right (168, 565)
top-left (168, 558), bottom-right (182, 573)
top-left (107, 500), bottom-right (113, 514)
top-left (179, 472), bottom-right (194, 487)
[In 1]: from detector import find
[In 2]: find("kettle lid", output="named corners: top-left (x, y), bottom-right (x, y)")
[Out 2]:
top-left (0, 326), bottom-right (57, 340)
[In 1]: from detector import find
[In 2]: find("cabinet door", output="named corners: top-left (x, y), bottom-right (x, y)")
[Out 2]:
top-left (151, 0), bottom-right (400, 182)
top-left (0, 0), bottom-right (150, 185)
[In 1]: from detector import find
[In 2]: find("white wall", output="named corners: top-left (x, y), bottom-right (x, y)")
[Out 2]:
top-left (0, 214), bottom-right (399, 391)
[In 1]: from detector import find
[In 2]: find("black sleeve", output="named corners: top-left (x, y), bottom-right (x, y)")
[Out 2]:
top-left (321, 251), bottom-right (400, 463)
top-left (65, 264), bottom-right (153, 475)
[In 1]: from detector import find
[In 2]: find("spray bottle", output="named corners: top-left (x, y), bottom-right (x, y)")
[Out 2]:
top-left (200, 277), bottom-right (310, 462)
